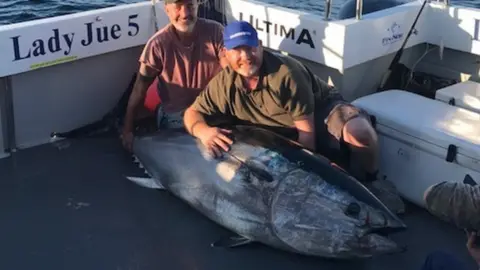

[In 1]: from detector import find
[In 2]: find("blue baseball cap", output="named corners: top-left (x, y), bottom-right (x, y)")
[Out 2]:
top-left (223, 21), bottom-right (259, 50)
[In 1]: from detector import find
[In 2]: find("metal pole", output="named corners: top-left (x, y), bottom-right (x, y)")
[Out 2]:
top-left (151, 0), bottom-right (159, 32)
top-left (1, 76), bottom-right (16, 153)
top-left (355, 0), bottom-right (363, 20)
top-left (324, 0), bottom-right (332, 20)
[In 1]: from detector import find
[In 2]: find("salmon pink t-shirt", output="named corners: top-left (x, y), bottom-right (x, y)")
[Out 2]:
top-left (139, 18), bottom-right (225, 113)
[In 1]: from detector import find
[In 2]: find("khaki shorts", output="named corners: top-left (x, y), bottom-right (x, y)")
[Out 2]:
top-left (313, 92), bottom-right (373, 165)
top-left (425, 181), bottom-right (480, 230)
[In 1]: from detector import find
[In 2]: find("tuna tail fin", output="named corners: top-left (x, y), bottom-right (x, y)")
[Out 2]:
top-left (125, 176), bottom-right (165, 190)
top-left (211, 235), bottom-right (254, 248)
top-left (50, 120), bottom-right (111, 139)
top-left (49, 72), bottom-right (137, 139)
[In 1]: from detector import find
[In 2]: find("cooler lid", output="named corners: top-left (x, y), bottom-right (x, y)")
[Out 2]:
top-left (352, 90), bottom-right (480, 161)
top-left (435, 81), bottom-right (480, 114)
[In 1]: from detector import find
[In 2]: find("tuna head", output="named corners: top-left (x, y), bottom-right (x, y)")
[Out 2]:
top-left (269, 163), bottom-right (406, 259)
top-left (224, 141), bottom-right (406, 259)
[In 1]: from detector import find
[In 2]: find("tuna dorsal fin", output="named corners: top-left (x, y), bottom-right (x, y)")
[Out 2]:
top-left (211, 235), bottom-right (253, 248)
top-left (464, 174), bottom-right (477, 186)
top-left (125, 176), bottom-right (165, 189)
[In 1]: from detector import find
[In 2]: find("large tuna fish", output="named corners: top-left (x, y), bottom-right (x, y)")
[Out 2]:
top-left (128, 125), bottom-right (407, 259)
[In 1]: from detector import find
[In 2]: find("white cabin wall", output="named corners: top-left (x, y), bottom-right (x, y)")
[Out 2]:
top-left (287, 45), bottom-right (424, 102)
top-left (417, 3), bottom-right (480, 83)
top-left (284, 52), bottom-right (344, 90)
top-left (343, 44), bottom-right (429, 101)
top-left (341, 52), bottom-right (399, 101)
top-left (10, 45), bottom-right (144, 149)
top-left (415, 46), bottom-right (480, 82)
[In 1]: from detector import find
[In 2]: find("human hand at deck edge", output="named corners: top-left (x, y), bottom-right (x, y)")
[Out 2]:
top-left (121, 130), bottom-right (134, 152)
top-left (466, 231), bottom-right (480, 267)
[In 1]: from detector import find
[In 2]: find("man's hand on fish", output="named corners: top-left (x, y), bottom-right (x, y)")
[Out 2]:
top-left (195, 125), bottom-right (233, 158)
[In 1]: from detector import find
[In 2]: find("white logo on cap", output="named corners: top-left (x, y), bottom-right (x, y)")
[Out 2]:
top-left (229, 31), bottom-right (251, 39)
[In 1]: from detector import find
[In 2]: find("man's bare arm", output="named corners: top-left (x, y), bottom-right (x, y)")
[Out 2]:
top-left (183, 106), bottom-right (210, 137)
top-left (123, 64), bottom-right (159, 134)
top-left (293, 113), bottom-right (316, 151)
top-left (184, 105), bottom-right (233, 157)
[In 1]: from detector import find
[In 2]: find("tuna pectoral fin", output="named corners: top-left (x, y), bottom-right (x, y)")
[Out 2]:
top-left (359, 233), bottom-right (407, 256)
top-left (125, 176), bottom-right (165, 189)
top-left (210, 235), bottom-right (253, 248)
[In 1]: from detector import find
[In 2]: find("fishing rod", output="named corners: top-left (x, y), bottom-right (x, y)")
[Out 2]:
top-left (377, 0), bottom-right (428, 91)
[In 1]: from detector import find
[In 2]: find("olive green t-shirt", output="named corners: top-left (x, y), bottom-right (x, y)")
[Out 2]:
top-left (191, 50), bottom-right (334, 131)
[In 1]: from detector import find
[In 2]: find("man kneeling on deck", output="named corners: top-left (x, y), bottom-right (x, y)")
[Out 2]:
top-left (121, 0), bottom-right (227, 151)
top-left (424, 178), bottom-right (480, 231)
top-left (422, 180), bottom-right (480, 270)
top-left (183, 20), bottom-right (404, 213)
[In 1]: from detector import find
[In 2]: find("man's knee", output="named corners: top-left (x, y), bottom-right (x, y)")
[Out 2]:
top-left (424, 185), bottom-right (435, 203)
top-left (342, 116), bottom-right (378, 148)
top-left (320, 102), bottom-right (379, 178)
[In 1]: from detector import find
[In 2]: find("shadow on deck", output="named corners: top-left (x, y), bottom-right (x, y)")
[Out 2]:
top-left (0, 136), bottom-right (476, 270)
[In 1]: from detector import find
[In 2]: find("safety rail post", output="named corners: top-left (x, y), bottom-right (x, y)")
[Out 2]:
top-left (324, 0), bottom-right (332, 20)
top-left (356, 0), bottom-right (363, 20)
top-left (0, 76), bottom-right (16, 156)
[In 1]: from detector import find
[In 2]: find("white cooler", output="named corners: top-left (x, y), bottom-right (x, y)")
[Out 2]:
top-left (352, 90), bottom-right (480, 208)
top-left (435, 80), bottom-right (480, 114)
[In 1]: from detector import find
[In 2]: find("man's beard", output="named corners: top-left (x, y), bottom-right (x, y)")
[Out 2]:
top-left (174, 18), bottom-right (196, 33)
top-left (238, 64), bottom-right (259, 77)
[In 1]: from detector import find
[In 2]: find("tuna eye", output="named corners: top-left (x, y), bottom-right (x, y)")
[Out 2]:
top-left (345, 202), bottom-right (361, 218)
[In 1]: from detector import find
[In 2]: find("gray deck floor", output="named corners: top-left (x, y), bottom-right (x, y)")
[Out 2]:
top-left (0, 136), bottom-right (477, 270)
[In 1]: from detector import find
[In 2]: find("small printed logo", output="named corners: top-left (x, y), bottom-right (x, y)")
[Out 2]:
top-left (382, 22), bottom-right (404, 46)
top-left (230, 31), bottom-right (251, 39)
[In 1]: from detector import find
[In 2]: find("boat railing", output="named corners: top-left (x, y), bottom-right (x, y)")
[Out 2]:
top-left (324, 0), bottom-right (363, 20)
top-left (324, 0), bottom-right (450, 21)
top-left (324, 0), bottom-right (332, 20)
top-left (432, 0), bottom-right (449, 5)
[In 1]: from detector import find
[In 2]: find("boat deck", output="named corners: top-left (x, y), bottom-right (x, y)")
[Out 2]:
top-left (0, 135), bottom-right (477, 270)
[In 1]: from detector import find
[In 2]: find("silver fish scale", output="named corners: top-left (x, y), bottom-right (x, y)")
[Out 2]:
top-left (214, 196), bottom-right (271, 239)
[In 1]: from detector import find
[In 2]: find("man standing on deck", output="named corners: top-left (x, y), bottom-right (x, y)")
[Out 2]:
top-left (182, 20), bottom-right (404, 213)
top-left (121, 0), bottom-right (227, 151)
